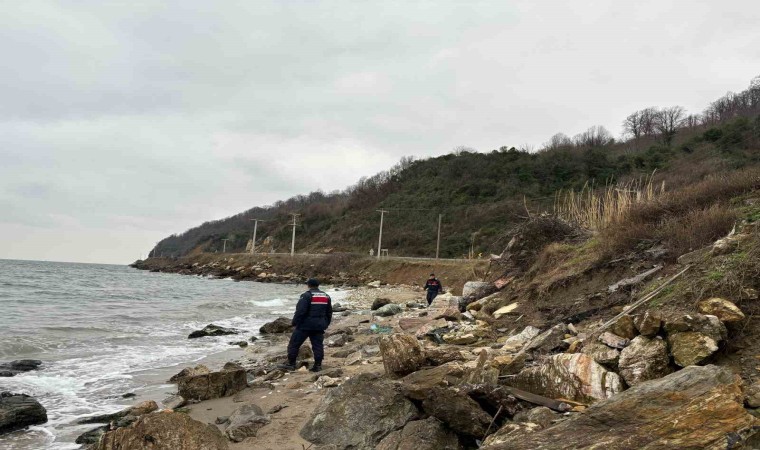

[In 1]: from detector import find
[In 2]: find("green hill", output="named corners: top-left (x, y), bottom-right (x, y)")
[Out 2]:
top-left (150, 77), bottom-right (760, 259)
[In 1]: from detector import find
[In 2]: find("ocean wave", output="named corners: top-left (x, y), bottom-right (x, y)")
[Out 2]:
top-left (41, 326), bottom-right (113, 334)
top-left (248, 298), bottom-right (286, 308)
top-left (197, 301), bottom-right (239, 310)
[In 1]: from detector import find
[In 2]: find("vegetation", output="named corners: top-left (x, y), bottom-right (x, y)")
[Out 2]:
top-left (151, 76), bottom-right (760, 260)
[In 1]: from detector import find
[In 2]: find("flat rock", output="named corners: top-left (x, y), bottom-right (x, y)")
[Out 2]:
top-left (442, 332), bottom-right (478, 345)
top-left (225, 404), bottom-right (271, 442)
top-left (0, 392), bottom-right (48, 434)
top-left (697, 297), bottom-right (745, 323)
top-left (170, 365), bottom-right (211, 382)
top-left (375, 304), bottom-right (404, 317)
top-left (78, 400), bottom-right (158, 424)
top-left (259, 317), bottom-right (294, 334)
top-left (493, 302), bottom-right (519, 319)
top-left (663, 313), bottom-right (726, 342)
top-left (376, 417), bottom-right (461, 450)
top-left (598, 331), bottom-right (629, 349)
top-left (462, 281), bottom-right (495, 299)
top-left (96, 411), bottom-right (228, 450)
top-left (188, 324), bottom-right (240, 339)
top-left (300, 373), bottom-right (419, 449)
top-left (482, 365), bottom-right (759, 449)
top-left (400, 362), bottom-right (466, 400)
top-left (509, 353), bottom-right (623, 404)
top-left (0, 360), bottom-right (42, 377)
top-left (618, 336), bottom-right (672, 386)
top-left (501, 326), bottom-right (541, 353)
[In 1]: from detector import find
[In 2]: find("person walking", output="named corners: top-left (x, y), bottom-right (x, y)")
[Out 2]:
top-left (277, 278), bottom-right (332, 372)
top-left (423, 273), bottom-right (443, 306)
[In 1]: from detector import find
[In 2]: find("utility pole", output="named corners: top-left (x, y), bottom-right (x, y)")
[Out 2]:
top-left (290, 213), bottom-right (300, 257)
top-left (436, 213), bottom-right (442, 259)
top-left (222, 239), bottom-right (230, 253)
top-left (376, 209), bottom-right (388, 259)
top-left (249, 219), bottom-right (266, 255)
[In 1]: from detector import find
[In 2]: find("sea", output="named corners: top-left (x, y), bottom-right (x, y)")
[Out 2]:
top-left (0, 259), bottom-right (344, 449)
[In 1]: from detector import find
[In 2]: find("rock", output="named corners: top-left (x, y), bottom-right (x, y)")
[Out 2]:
top-left (170, 365), bottom-right (210, 382)
top-left (400, 362), bottom-right (466, 400)
top-left (618, 336), bottom-right (671, 386)
top-left (249, 336), bottom-right (258, 342)
top-left (375, 304), bottom-right (403, 317)
top-left (372, 298), bottom-right (393, 310)
top-left (634, 310), bottom-right (662, 337)
top-left (368, 280), bottom-right (382, 288)
top-left (462, 281), bottom-right (495, 299)
top-left (259, 317), bottom-right (294, 334)
top-left (300, 373), bottom-right (419, 449)
top-left (697, 297), bottom-right (745, 324)
top-left (326, 334), bottom-right (347, 347)
top-left (746, 382), bottom-right (760, 408)
top-left (188, 324), bottom-right (240, 339)
top-left (96, 411), bottom-right (228, 450)
top-left (0, 392), bottom-right (48, 434)
top-left (609, 315), bottom-right (638, 340)
top-left (434, 308), bottom-right (465, 321)
top-left (513, 406), bottom-right (557, 429)
top-left (668, 332), bottom-right (719, 367)
top-left (228, 341), bottom-right (248, 347)
top-left (481, 365), bottom-right (759, 450)
top-left (663, 313), bottom-right (727, 342)
top-left (509, 353), bottom-right (623, 404)
top-left (376, 417), bottom-right (461, 450)
top-left (419, 386), bottom-right (492, 438)
top-left (581, 343), bottom-right (620, 367)
top-left (482, 422), bottom-right (542, 447)
top-left (332, 303), bottom-right (348, 312)
top-left (78, 400), bottom-right (158, 424)
top-left (501, 326), bottom-right (542, 353)
top-left (163, 394), bottom-right (187, 410)
top-left (225, 404), bottom-right (271, 442)
top-left (0, 360), bottom-right (42, 377)
top-left (425, 346), bottom-right (470, 366)
top-left (523, 324), bottom-right (568, 353)
top-left (308, 368), bottom-right (344, 382)
top-left (267, 404), bottom-right (287, 414)
top-left (379, 334), bottom-right (426, 377)
top-left (493, 302), bottom-right (519, 319)
top-left (76, 425), bottom-right (109, 445)
top-left (598, 331), bottom-right (629, 349)
top-left (442, 332), bottom-right (478, 345)
top-left (314, 376), bottom-right (341, 388)
top-left (177, 367), bottom-right (248, 401)
top-left (215, 416), bottom-right (230, 425)
top-left (344, 351), bottom-right (364, 366)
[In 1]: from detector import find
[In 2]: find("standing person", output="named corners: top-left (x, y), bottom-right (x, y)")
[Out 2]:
top-left (278, 278), bottom-right (332, 372)
top-left (423, 273), bottom-right (443, 306)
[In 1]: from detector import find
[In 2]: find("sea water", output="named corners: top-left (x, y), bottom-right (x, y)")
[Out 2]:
top-left (0, 259), bottom-right (341, 449)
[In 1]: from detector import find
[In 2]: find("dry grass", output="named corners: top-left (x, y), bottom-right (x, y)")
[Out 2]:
top-left (555, 172), bottom-right (664, 231)
top-left (599, 169), bottom-right (760, 258)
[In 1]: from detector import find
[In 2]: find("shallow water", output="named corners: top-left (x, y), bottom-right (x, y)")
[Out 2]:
top-left (0, 259), bottom-right (341, 449)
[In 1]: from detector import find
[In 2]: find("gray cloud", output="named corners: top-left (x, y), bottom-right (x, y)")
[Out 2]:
top-left (1, 0), bottom-right (758, 263)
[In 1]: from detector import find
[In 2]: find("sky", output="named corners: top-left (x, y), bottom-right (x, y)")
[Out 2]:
top-left (1, 1), bottom-right (758, 264)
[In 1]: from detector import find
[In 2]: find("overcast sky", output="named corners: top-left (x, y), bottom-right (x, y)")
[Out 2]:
top-left (1, 1), bottom-right (758, 264)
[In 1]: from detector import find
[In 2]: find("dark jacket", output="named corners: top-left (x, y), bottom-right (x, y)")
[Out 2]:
top-left (292, 289), bottom-right (333, 331)
top-left (424, 278), bottom-right (443, 293)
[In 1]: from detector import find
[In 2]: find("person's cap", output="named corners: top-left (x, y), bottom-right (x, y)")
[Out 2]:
top-left (429, 273), bottom-right (435, 276)
top-left (306, 278), bottom-right (320, 287)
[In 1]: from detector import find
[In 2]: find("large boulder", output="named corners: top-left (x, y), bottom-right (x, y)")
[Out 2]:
top-left (581, 343), bottom-right (620, 367)
top-left (379, 334), bottom-right (426, 378)
top-left (462, 281), bottom-right (495, 299)
top-left (188, 324), bottom-right (240, 339)
top-left (482, 365), bottom-right (759, 449)
top-left (418, 386), bottom-right (492, 438)
top-left (523, 324), bottom-right (568, 354)
top-left (300, 373), bottom-right (419, 449)
top-left (663, 313), bottom-right (727, 342)
top-left (400, 362), bottom-right (466, 400)
top-left (501, 326), bottom-right (541, 353)
top-left (96, 411), bottom-right (228, 450)
top-left (618, 336), bottom-right (671, 386)
top-left (668, 332), bottom-right (719, 367)
top-left (508, 353), bottom-right (623, 404)
top-left (697, 297), bottom-right (745, 324)
top-left (225, 404), bottom-right (271, 442)
top-left (0, 392), bottom-right (48, 434)
top-left (0, 360), bottom-right (42, 377)
top-left (375, 304), bottom-right (403, 317)
top-left (376, 417), bottom-right (461, 450)
top-left (259, 318), bottom-right (294, 334)
top-left (634, 311), bottom-right (662, 337)
top-left (609, 315), bottom-right (638, 340)
top-left (177, 366), bottom-right (247, 401)
top-left (169, 364), bottom-right (210, 382)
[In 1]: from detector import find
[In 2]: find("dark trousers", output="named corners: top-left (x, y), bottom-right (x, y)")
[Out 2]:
top-left (287, 328), bottom-right (324, 364)
top-left (426, 290), bottom-right (439, 306)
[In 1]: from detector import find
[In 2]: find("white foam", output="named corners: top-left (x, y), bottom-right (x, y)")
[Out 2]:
top-left (249, 298), bottom-right (286, 307)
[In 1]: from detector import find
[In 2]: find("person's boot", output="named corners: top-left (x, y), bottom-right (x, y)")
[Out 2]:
top-left (309, 361), bottom-right (323, 373)
top-left (276, 359), bottom-right (296, 371)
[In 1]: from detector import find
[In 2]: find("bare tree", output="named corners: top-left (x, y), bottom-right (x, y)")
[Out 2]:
top-left (573, 125), bottom-right (614, 148)
top-left (640, 107), bottom-right (659, 137)
top-left (622, 110), bottom-right (644, 140)
top-left (541, 132), bottom-right (573, 151)
top-left (654, 106), bottom-right (686, 145)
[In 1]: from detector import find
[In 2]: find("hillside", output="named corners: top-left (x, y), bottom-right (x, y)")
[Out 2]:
top-left (149, 77), bottom-right (760, 260)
